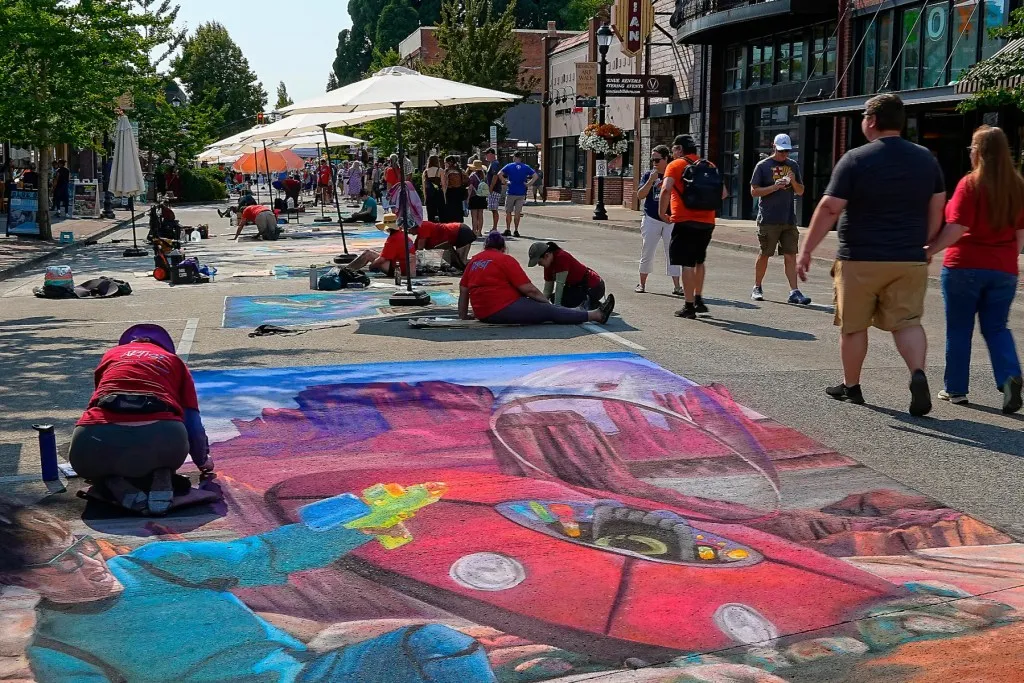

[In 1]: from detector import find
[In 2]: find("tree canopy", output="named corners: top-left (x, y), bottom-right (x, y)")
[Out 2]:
top-left (171, 22), bottom-right (267, 136)
top-left (960, 7), bottom-right (1024, 113)
top-left (0, 0), bottom-right (176, 237)
top-left (275, 81), bottom-right (293, 109)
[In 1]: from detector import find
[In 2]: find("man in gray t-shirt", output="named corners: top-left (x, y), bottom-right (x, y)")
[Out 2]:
top-left (750, 134), bottom-right (808, 304)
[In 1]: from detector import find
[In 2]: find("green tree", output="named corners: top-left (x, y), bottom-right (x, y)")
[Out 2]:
top-left (327, 71), bottom-right (340, 91)
top-left (413, 0), bottom-right (443, 25)
top-left (559, 0), bottom-right (604, 30)
top-left (411, 0), bottom-right (526, 153)
top-left (171, 22), bottom-right (267, 136)
top-left (134, 78), bottom-right (218, 168)
top-left (376, 0), bottom-right (421, 54)
top-left (960, 8), bottom-right (1024, 113)
top-left (275, 81), bottom-right (293, 109)
top-left (0, 0), bottom-right (172, 238)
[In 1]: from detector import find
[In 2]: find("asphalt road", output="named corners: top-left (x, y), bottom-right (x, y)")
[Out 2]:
top-left (1, 203), bottom-right (1022, 539)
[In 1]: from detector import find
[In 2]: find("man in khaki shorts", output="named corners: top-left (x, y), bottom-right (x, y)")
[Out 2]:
top-left (750, 134), bottom-right (810, 305)
top-left (797, 93), bottom-right (946, 416)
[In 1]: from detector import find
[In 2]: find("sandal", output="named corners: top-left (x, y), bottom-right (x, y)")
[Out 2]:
top-left (634, 284), bottom-right (645, 293)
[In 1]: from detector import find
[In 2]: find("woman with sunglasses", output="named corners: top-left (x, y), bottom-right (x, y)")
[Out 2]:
top-left (926, 125), bottom-right (1024, 412)
top-left (635, 145), bottom-right (682, 294)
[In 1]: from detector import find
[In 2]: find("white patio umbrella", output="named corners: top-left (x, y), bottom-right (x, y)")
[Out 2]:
top-left (239, 111), bottom-right (393, 143)
top-left (281, 66), bottom-right (519, 303)
top-left (267, 131), bottom-right (364, 151)
top-left (109, 114), bottom-right (148, 257)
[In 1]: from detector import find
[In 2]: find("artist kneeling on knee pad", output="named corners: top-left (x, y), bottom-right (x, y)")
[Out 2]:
top-left (68, 324), bottom-right (212, 516)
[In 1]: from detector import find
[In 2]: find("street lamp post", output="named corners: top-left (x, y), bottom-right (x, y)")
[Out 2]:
top-left (593, 23), bottom-right (613, 221)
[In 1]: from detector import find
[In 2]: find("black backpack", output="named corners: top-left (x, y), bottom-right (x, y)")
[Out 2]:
top-left (680, 158), bottom-right (723, 212)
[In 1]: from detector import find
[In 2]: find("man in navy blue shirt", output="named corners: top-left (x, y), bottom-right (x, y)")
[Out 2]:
top-left (499, 152), bottom-right (537, 237)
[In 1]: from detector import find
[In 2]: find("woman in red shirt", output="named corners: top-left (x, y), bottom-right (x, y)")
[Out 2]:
top-left (347, 213), bottom-right (417, 282)
top-left (926, 125), bottom-right (1024, 412)
top-left (412, 220), bottom-right (476, 271)
top-left (69, 324), bottom-right (212, 515)
top-left (526, 241), bottom-right (606, 310)
top-left (459, 232), bottom-right (614, 325)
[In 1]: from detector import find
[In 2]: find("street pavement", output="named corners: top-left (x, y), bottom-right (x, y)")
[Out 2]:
top-left (2, 201), bottom-right (1024, 681)
top-left (1, 201), bottom-right (1022, 536)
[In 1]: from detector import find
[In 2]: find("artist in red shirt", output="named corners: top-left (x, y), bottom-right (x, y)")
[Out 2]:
top-left (412, 220), bottom-right (477, 271)
top-left (317, 160), bottom-right (333, 205)
top-left (282, 174), bottom-right (302, 208)
top-left (69, 324), bottom-right (212, 515)
top-left (926, 125), bottom-right (1024, 410)
top-left (527, 241), bottom-right (606, 310)
top-left (347, 213), bottom-right (417, 280)
top-left (231, 204), bottom-right (281, 240)
top-left (459, 232), bottom-right (614, 325)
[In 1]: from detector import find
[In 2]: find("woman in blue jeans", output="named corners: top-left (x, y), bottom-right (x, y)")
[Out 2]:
top-left (926, 125), bottom-right (1024, 412)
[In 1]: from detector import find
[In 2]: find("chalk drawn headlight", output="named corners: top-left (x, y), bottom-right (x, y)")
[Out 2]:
top-left (713, 603), bottom-right (778, 646)
top-left (449, 552), bottom-right (526, 591)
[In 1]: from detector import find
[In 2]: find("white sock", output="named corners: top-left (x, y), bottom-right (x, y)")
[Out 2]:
top-left (790, 288), bottom-right (799, 295)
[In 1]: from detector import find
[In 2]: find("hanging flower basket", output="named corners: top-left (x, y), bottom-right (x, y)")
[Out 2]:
top-left (578, 123), bottom-right (628, 156)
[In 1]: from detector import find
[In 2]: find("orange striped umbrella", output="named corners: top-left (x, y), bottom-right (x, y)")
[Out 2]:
top-left (233, 149), bottom-right (305, 173)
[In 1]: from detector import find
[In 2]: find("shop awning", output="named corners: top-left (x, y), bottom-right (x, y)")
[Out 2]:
top-left (955, 37), bottom-right (1024, 94)
top-left (796, 86), bottom-right (968, 117)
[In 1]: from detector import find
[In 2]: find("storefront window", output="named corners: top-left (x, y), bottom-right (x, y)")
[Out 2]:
top-left (860, 18), bottom-right (877, 94)
top-left (923, 1), bottom-right (950, 88)
top-left (792, 39), bottom-right (805, 81)
top-left (877, 12), bottom-right (893, 90)
top-left (983, 0), bottom-right (1008, 58)
top-left (551, 138), bottom-right (563, 188)
top-left (951, 0), bottom-right (980, 80)
top-left (721, 109), bottom-right (742, 218)
top-left (726, 46), bottom-right (744, 91)
top-left (901, 8), bottom-right (922, 89)
top-left (778, 42), bottom-right (790, 82)
top-left (749, 45), bottom-right (765, 87)
top-left (812, 24), bottom-right (837, 76)
top-left (776, 34), bottom-right (805, 83)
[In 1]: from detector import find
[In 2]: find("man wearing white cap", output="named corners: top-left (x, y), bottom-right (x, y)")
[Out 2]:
top-left (750, 133), bottom-right (810, 305)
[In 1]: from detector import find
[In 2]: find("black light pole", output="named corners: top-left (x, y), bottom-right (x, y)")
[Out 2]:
top-left (389, 101), bottom-right (430, 306)
top-left (322, 124), bottom-right (354, 262)
top-left (593, 23), bottom-right (613, 221)
top-left (261, 139), bottom-right (275, 205)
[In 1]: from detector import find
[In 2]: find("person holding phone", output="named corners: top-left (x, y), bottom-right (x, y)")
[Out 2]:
top-left (636, 145), bottom-right (681, 294)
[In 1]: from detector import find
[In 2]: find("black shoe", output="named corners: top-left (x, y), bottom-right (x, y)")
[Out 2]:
top-left (147, 468), bottom-right (174, 516)
top-left (1002, 375), bottom-right (1023, 414)
top-left (909, 369), bottom-right (932, 417)
top-left (826, 383), bottom-right (865, 404)
top-left (674, 303), bottom-right (697, 319)
top-left (598, 294), bottom-right (615, 324)
top-left (694, 295), bottom-right (708, 314)
top-left (503, 229), bottom-right (512, 236)
top-left (514, 230), bottom-right (521, 238)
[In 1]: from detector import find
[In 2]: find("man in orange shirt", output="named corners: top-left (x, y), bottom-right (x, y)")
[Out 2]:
top-left (658, 135), bottom-right (723, 319)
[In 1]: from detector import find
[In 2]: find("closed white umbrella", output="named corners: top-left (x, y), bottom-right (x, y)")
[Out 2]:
top-left (109, 114), bottom-right (147, 257)
top-left (281, 67), bottom-right (519, 303)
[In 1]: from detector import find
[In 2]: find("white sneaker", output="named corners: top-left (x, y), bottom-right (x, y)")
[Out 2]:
top-left (751, 285), bottom-right (764, 301)
top-left (937, 390), bottom-right (968, 405)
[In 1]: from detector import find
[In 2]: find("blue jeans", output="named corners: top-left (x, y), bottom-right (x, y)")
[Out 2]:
top-left (941, 267), bottom-right (1022, 395)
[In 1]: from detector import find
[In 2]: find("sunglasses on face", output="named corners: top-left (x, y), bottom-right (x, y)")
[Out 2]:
top-left (651, 157), bottom-right (664, 163)
top-left (24, 535), bottom-right (102, 573)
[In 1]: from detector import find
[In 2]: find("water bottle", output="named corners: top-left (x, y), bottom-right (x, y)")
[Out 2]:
top-left (33, 424), bottom-right (59, 482)
top-left (309, 265), bottom-right (318, 290)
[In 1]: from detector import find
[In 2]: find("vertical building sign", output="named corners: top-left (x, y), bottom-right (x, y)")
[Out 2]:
top-left (615, 0), bottom-right (654, 58)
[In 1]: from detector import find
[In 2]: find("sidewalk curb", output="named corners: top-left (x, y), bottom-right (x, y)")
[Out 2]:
top-left (0, 211), bottom-right (145, 283)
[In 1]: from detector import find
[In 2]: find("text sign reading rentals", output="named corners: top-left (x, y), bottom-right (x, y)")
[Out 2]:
top-left (615, 0), bottom-right (654, 57)
top-left (603, 74), bottom-right (673, 98)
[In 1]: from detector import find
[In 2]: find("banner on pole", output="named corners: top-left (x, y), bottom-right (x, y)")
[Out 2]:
top-left (576, 62), bottom-right (598, 98)
top-left (614, 0), bottom-right (654, 58)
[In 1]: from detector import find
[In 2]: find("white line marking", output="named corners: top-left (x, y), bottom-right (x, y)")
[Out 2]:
top-left (582, 323), bottom-right (646, 350)
top-left (178, 318), bottom-right (199, 361)
top-left (0, 318), bottom-right (191, 331)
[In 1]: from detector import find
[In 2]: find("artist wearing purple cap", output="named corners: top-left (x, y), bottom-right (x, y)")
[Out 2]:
top-left (459, 232), bottom-right (615, 325)
top-left (68, 324), bottom-right (212, 515)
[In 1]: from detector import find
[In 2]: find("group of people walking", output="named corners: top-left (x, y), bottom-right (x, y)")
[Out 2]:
top-left (636, 93), bottom-right (1022, 418)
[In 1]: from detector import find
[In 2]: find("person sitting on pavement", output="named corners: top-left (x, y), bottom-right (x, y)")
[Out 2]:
top-left (343, 188), bottom-right (378, 223)
top-left (67, 324), bottom-right (213, 516)
top-left (459, 231), bottom-right (614, 325)
top-left (411, 220), bottom-right (477, 271)
top-left (231, 204), bottom-right (281, 241)
top-left (216, 188), bottom-right (257, 216)
top-left (527, 241), bottom-right (607, 310)
top-left (347, 213), bottom-right (417, 281)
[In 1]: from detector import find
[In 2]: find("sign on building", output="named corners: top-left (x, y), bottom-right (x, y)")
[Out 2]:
top-left (576, 62), bottom-right (598, 98)
top-left (604, 74), bottom-right (674, 98)
top-left (614, 0), bottom-right (654, 58)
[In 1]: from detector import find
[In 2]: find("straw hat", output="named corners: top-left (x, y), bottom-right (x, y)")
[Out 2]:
top-left (467, 160), bottom-right (485, 172)
top-left (376, 212), bottom-right (400, 232)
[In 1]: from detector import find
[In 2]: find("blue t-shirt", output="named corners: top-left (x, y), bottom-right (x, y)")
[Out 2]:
top-left (486, 161), bottom-right (503, 193)
top-left (639, 170), bottom-right (663, 220)
top-left (361, 195), bottom-right (378, 214)
top-left (501, 163), bottom-right (535, 196)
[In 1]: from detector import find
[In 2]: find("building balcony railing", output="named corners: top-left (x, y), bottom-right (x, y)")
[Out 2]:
top-left (672, 0), bottom-right (834, 45)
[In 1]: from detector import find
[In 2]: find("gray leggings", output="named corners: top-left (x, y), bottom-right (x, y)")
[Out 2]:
top-left (69, 421), bottom-right (189, 479)
top-left (482, 297), bottom-right (588, 325)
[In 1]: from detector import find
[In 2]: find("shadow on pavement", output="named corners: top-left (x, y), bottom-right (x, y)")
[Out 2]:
top-left (353, 312), bottom-right (638, 343)
top-left (699, 316), bottom-right (817, 341)
top-left (866, 404), bottom-right (1024, 459)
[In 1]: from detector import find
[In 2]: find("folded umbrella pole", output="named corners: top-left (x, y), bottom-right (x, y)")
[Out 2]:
top-left (109, 114), bottom-right (147, 257)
